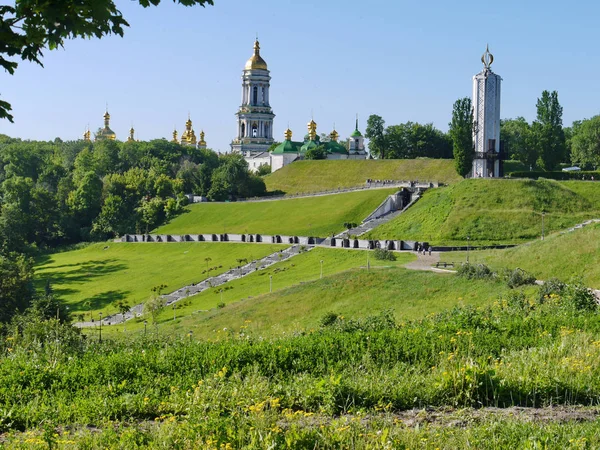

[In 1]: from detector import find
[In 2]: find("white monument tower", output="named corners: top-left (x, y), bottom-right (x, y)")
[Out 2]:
top-left (472, 46), bottom-right (502, 178)
top-left (231, 39), bottom-right (275, 154)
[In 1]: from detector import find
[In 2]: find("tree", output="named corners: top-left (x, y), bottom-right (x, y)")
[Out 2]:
top-left (304, 145), bottom-right (327, 160)
top-left (365, 115), bottom-right (387, 159)
top-left (385, 122), bottom-right (452, 159)
top-left (0, 1), bottom-right (215, 122)
top-left (0, 253), bottom-right (34, 323)
top-left (115, 300), bottom-right (130, 317)
top-left (256, 163), bottom-right (271, 176)
top-left (501, 117), bottom-right (536, 169)
top-left (449, 97), bottom-right (474, 177)
top-left (532, 90), bottom-right (566, 171)
top-left (570, 116), bottom-right (600, 169)
top-left (145, 284), bottom-right (167, 324)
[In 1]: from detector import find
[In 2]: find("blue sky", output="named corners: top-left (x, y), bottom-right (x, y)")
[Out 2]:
top-left (1, 0), bottom-right (598, 151)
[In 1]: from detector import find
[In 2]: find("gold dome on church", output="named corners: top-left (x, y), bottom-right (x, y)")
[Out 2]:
top-left (245, 39), bottom-right (268, 71)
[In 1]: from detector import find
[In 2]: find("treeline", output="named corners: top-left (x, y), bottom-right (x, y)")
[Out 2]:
top-left (503, 113), bottom-right (600, 171)
top-left (0, 135), bottom-right (266, 253)
top-left (364, 117), bottom-right (452, 159)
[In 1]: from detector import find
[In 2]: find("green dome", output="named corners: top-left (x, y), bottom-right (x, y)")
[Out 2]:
top-left (325, 141), bottom-right (348, 155)
top-left (271, 140), bottom-right (300, 154)
top-left (350, 128), bottom-right (362, 138)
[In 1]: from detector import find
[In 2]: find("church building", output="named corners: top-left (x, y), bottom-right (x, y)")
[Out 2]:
top-left (232, 40), bottom-right (368, 173)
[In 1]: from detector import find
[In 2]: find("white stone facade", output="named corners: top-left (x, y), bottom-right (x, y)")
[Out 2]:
top-left (472, 48), bottom-right (502, 178)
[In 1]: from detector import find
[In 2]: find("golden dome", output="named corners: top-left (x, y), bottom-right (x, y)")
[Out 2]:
top-left (284, 128), bottom-right (292, 141)
top-left (244, 40), bottom-right (268, 71)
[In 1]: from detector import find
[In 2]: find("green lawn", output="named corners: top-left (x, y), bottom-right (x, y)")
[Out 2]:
top-left (366, 178), bottom-right (600, 245)
top-left (99, 248), bottom-right (416, 337)
top-left (35, 242), bottom-right (284, 316)
top-left (441, 221), bottom-right (600, 288)
top-left (156, 189), bottom-right (397, 237)
top-left (264, 159), bottom-right (461, 194)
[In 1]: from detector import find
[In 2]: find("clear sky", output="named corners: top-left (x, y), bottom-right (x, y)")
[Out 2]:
top-left (1, 0), bottom-right (599, 151)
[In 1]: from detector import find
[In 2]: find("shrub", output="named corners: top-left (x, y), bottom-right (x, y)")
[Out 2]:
top-left (373, 248), bottom-right (396, 261)
top-left (500, 267), bottom-right (537, 289)
top-left (319, 311), bottom-right (339, 327)
top-left (456, 263), bottom-right (495, 280)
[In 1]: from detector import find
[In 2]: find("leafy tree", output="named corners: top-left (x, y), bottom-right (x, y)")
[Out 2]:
top-left (570, 116), bottom-right (600, 169)
top-left (145, 284), bottom-right (167, 324)
top-left (532, 90), bottom-right (566, 171)
top-left (0, 253), bottom-right (34, 323)
top-left (501, 117), bottom-right (536, 169)
top-left (256, 163), bottom-right (271, 176)
top-left (365, 115), bottom-right (387, 159)
top-left (449, 97), bottom-right (474, 177)
top-left (0, 0), bottom-right (215, 122)
top-left (304, 145), bottom-right (327, 160)
top-left (385, 122), bottom-right (452, 159)
top-left (266, 142), bottom-right (281, 153)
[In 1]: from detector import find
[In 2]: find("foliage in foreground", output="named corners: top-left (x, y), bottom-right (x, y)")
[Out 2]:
top-left (0, 281), bottom-right (599, 447)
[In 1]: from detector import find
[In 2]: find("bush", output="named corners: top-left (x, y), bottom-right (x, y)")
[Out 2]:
top-left (500, 267), bottom-right (537, 289)
top-left (456, 263), bottom-right (495, 280)
top-left (373, 248), bottom-right (396, 261)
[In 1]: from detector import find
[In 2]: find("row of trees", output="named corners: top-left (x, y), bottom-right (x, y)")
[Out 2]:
top-left (365, 117), bottom-right (452, 160)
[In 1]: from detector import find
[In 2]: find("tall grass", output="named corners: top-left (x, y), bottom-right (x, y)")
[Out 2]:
top-left (1, 281), bottom-right (600, 447)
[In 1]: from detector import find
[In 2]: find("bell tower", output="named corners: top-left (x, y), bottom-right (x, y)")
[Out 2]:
top-left (231, 39), bottom-right (275, 153)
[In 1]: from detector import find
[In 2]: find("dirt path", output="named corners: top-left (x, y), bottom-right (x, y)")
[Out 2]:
top-left (403, 251), bottom-right (452, 272)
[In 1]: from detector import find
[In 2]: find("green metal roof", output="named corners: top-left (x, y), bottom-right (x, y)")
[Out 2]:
top-left (350, 129), bottom-right (362, 138)
top-left (271, 140), bottom-right (303, 154)
top-left (325, 141), bottom-right (349, 155)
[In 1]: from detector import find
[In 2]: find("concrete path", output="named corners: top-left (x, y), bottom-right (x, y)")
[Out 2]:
top-left (75, 245), bottom-right (310, 328)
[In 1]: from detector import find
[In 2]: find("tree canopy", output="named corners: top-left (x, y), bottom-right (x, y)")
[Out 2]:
top-left (449, 97), bottom-right (473, 177)
top-left (0, 0), bottom-right (214, 122)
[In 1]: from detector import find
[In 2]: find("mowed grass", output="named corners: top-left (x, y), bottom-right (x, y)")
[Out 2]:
top-left (35, 242), bottom-right (284, 315)
top-left (441, 222), bottom-right (600, 288)
top-left (98, 248), bottom-right (416, 338)
top-left (264, 159), bottom-right (461, 194)
top-left (156, 188), bottom-right (397, 237)
top-left (366, 178), bottom-right (600, 245)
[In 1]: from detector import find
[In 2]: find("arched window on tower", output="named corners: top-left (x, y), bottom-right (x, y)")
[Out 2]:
top-left (241, 123), bottom-right (245, 138)
top-left (265, 123), bottom-right (270, 138)
top-left (252, 123), bottom-right (258, 138)
top-left (253, 86), bottom-right (258, 105)
top-left (261, 87), bottom-right (265, 105)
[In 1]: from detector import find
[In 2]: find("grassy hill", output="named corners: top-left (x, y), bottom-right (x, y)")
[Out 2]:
top-left (35, 242), bottom-right (284, 316)
top-left (366, 179), bottom-right (600, 245)
top-left (167, 267), bottom-right (521, 339)
top-left (156, 188), bottom-right (397, 237)
top-left (441, 221), bottom-right (600, 288)
top-left (264, 159), bottom-right (461, 194)
top-left (98, 247), bottom-right (416, 337)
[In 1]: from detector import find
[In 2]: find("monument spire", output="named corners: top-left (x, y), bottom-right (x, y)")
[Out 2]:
top-left (481, 44), bottom-right (494, 70)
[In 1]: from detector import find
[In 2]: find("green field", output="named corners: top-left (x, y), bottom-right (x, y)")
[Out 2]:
top-left (35, 242), bottom-right (284, 316)
top-left (441, 221), bottom-right (600, 288)
top-left (264, 158), bottom-right (461, 194)
top-left (366, 178), bottom-right (600, 245)
top-left (98, 247), bottom-right (416, 337)
top-left (156, 188), bottom-right (397, 237)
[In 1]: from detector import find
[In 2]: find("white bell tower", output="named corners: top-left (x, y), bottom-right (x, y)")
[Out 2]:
top-left (472, 46), bottom-right (502, 178)
top-left (231, 39), bottom-right (275, 154)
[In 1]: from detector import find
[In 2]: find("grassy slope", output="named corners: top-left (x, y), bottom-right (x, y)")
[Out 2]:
top-left (179, 268), bottom-right (521, 339)
top-left (156, 188), bottom-right (397, 237)
top-left (99, 248), bottom-right (416, 337)
top-left (441, 222), bottom-right (600, 288)
top-left (264, 159), bottom-right (461, 194)
top-left (35, 242), bottom-right (284, 315)
top-left (366, 179), bottom-right (600, 245)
